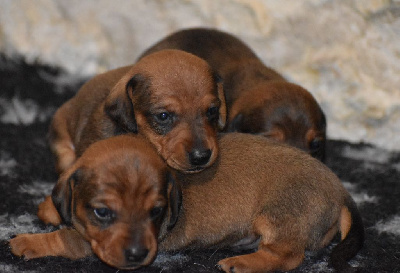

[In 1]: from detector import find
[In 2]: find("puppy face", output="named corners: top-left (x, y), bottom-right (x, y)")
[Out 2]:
top-left (227, 82), bottom-right (326, 160)
top-left (105, 50), bottom-right (226, 173)
top-left (52, 136), bottom-right (181, 269)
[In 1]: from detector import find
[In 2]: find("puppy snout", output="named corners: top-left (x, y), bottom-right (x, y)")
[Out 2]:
top-left (189, 148), bottom-right (212, 166)
top-left (125, 246), bottom-right (149, 265)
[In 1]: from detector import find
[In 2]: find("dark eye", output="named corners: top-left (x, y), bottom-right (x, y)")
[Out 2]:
top-left (150, 206), bottom-right (165, 220)
top-left (94, 207), bottom-right (114, 221)
top-left (157, 112), bottom-right (169, 121)
top-left (155, 112), bottom-right (173, 124)
top-left (309, 138), bottom-right (323, 151)
top-left (207, 106), bottom-right (219, 120)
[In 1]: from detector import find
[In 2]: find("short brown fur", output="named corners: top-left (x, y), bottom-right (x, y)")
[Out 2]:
top-left (10, 135), bottom-right (178, 270)
top-left (140, 28), bottom-right (327, 160)
top-left (10, 134), bottom-right (363, 272)
top-left (49, 49), bottom-right (226, 174)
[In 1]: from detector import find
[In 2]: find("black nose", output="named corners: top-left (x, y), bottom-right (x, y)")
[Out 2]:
top-left (188, 149), bottom-right (212, 166)
top-left (125, 247), bottom-right (149, 264)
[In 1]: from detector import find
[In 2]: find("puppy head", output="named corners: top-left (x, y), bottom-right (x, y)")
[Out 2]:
top-left (227, 82), bottom-right (326, 160)
top-left (51, 135), bottom-right (181, 270)
top-left (105, 49), bottom-right (226, 173)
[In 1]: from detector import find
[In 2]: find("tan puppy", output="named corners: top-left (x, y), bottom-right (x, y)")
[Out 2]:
top-left (140, 28), bottom-right (327, 160)
top-left (10, 134), bottom-right (363, 272)
top-left (159, 133), bottom-right (363, 272)
top-left (50, 49), bottom-right (226, 174)
top-left (10, 135), bottom-right (180, 270)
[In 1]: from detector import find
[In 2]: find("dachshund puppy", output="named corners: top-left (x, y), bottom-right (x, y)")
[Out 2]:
top-left (10, 134), bottom-right (363, 272)
top-left (140, 28), bottom-right (327, 160)
top-left (10, 135), bottom-right (181, 270)
top-left (50, 49), bottom-right (226, 174)
top-left (159, 133), bottom-right (363, 272)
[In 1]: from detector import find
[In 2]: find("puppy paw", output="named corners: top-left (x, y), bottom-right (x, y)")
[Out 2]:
top-left (37, 196), bottom-right (62, 226)
top-left (9, 234), bottom-right (44, 259)
top-left (217, 257), bottom-right (252, 273)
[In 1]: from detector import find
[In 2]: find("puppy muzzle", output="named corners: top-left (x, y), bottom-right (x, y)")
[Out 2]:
top-left (188, 148), bottom-right (212, 167)
top-left (124, 246), bottom-right (150, 266)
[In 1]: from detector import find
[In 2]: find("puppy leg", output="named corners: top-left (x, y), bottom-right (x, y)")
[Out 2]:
top-left (217, 217), bottom-right (304, 273)
top-left (217, 243), bottom-right (304, 273)
top-left (48, 106), bottom-right (76, 174)
top-left (37, 196), bottom-right (62, 226)
top-left (9, 228), bottom-right (92, 260)
top-left (51, 140), bottom-right (76, 174)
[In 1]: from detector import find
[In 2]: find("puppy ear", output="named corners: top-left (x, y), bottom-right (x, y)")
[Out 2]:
top-left (214, 73), bottom-right (227, 131)
top-left (226, 113), bottom-right (244, 132)
top-left (51, 169), bottom-right (81, 226)
top-left (104, 74), bottom-right (147, 133)
top-left (166, 171), bottom-right (182, 231)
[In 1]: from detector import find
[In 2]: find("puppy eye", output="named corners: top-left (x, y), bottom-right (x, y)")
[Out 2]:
top-left (155, 112), bottom-right (173, 124)
top-left (309, 138), bottom-right (323, 151)
top-left (150, 206), bottom-right (165, 220)
top-left (158, 112), bottom-right (169, 121)
top-left (206, 106), bottom-right (219, 120)
top-left (94, 207), bottom-right (114, 221)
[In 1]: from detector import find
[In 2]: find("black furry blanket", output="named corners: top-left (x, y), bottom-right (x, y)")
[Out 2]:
top-left (0, 58), bottom-right (399, 273)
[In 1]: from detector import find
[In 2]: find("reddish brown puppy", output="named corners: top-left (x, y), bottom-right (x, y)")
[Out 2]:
top-left (10, 134), bottom-right (364, 272)
top-left (50, 49), bottom-right (226, 174)
top-left (140, 28), bottom-right (326, 160)
top-left (10, 135), bottom-right (181, 270)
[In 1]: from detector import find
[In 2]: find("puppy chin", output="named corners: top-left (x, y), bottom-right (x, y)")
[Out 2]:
top-left (114, 257), bottom-right (156, 271)
top-left (167, 160), bottom-right (207, 174)
top-left (185, 166), bottom-right (207, 174)
top-left (167, 152), bottom-right (217, 173)
top-left (93, 246), bottom-right (156, 270)
top-left (103, 261), bottom-right (148, 271)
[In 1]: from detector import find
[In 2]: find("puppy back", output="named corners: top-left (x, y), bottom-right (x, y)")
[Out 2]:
top-left (174, 133), bottom-right (349, 246)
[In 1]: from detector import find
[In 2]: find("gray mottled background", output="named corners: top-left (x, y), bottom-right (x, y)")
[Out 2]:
top-left (0, 0), bottom-right (399, 151)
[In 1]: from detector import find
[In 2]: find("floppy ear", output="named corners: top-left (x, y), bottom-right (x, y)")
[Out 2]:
top-left (51, 169), bottom-right (81, 226)
top-left (226, 112), bottom-right (244, 132)
top-left (104, 74), bottom-right (147, 133)
top-left (214, 73), bottom-right (227, 131)
top-left (166, 171), bottom-right (182, 231)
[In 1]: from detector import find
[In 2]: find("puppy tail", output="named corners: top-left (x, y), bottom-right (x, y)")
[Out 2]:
top-left (330, 196), bottom-right (364, 273)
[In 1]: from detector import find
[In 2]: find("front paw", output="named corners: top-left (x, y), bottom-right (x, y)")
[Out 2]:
top-left (9, 234), bottom-right (43, 259)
